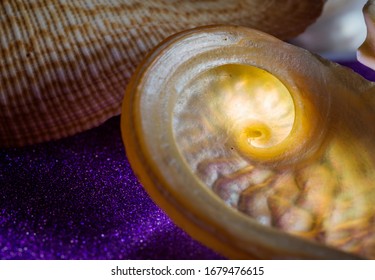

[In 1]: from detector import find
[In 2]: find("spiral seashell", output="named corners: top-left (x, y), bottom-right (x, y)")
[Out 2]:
top-left (358, 0), bottom-right (375, 69)
top-left (122, 25), bottom-right (375, 259)
top-left (0, 0), bottom-right (324, 147)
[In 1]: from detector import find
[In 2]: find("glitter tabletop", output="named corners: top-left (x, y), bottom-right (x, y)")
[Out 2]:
top-left (0, 116), bottom-right (223, 259)
top-left (0, 61), bottom-right (373, 260)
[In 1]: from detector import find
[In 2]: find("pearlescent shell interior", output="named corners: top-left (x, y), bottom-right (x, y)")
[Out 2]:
top-left (0, 0), bottom-right (323, 147)
top-left (174, 64), bottom-right (295, 152)
top-left (121, 25), bottom-right (367, 259)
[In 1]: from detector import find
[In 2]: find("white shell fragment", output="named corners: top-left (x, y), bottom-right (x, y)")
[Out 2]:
top-left (358, 0), bottom-right (375, 69)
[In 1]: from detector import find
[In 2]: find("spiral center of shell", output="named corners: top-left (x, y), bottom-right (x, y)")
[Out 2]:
top-left (173, 64), bottom-right (295, 170)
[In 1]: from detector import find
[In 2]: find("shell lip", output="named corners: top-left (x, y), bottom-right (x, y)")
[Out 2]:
top-left (121, 25), bottom-right (359, 259)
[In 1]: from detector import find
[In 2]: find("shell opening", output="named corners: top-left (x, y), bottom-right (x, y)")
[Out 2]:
top-left (222, 65), bottom-right (295, 151)
top-left (174, 64), bottom-right (296, 164)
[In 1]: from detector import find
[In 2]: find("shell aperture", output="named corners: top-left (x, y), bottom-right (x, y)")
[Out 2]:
top-left (173, 64), bottom-right (295, 159)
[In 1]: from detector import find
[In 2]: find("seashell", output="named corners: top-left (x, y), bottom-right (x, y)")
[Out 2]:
top-left (293, 0), bottom-right (368, 59)
top-left (121, 25), bottom-right (375, 259)
top-left (358, 0), bottom-right (375, 69)
top-left (0, 0), bottom-right (324, 147)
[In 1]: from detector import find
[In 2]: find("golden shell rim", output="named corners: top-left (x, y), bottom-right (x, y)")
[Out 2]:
top-left (121, 25), bottom-right (360, 259)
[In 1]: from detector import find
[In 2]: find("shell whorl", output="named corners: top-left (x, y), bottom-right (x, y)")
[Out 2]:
top-left (0, 0), bottom-right (324, 147)
top-left (122, 25), bottom-right (375, 259)
top-left (122, 26), bottom-right (375, 258)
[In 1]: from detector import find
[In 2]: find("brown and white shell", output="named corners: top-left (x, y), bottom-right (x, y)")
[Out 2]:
top-left (0, 0), bottom-right (323, 147)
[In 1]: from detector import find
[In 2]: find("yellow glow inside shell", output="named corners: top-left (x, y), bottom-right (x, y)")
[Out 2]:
top-left (174, 64), bottom-right (296, 164)
top-left (173, 63), bottom-right (314, 166)
top-left (207, 65), bottom-right (295, 160)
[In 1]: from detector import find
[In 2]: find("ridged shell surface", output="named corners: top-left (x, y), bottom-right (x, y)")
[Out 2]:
top-left (0, 0), bottom-right (323, 147)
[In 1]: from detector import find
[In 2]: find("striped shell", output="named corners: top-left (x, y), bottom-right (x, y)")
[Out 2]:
top-left (0, 0), bottom-right (323, 147)
top-left (122, 25), bottom-right (375, 259)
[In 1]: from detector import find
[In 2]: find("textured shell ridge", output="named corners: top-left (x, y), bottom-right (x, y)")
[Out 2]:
top-left (0, 0), bottom-right (323, 146)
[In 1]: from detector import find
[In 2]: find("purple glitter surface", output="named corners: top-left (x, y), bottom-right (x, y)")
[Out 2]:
top-left (0, 117), bottom-right (223, 259)
top-left (0, 61), bottom-right (373, 260)
top-left (339, 60), bottom-right (375, 81)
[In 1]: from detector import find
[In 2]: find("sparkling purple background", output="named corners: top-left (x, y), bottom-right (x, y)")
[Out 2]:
top-left (0, 116), bottom-right (223, 260)
top-left (0, 61), bottom-right (373, 260)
